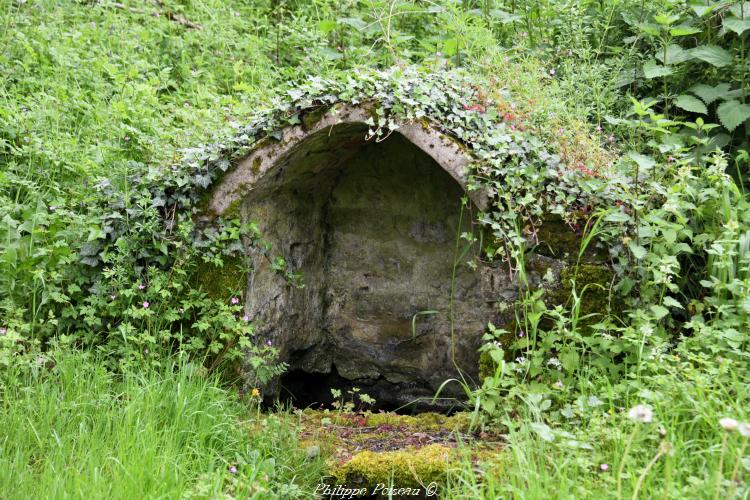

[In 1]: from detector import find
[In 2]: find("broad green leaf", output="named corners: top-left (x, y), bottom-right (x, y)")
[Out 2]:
top-left (690, 45), bottom-right (732, 67)
top-left (628, 152), bottom-right (656, 170)
top-left (604, 210), bottom-right (632, 223)
top-left (628, 240), bottom-right (648, 260)
top-left (615, 69), bottom-right (638, 88)
top-left (643, 60), bottom-right (673, 79)
top-left (670, 25), bottom-right (702, 36)
top-left (442, 38), bottom-right (458, 56)
top-left (730, 2), bottom-right (750, 19)
top-left (650, 304), bottom-right (670, 319)
top-left (560, 347), bottom-right (580, 373)
top-left (724, 18), bottom-right (750, 35)
top-left (675, 94), bottom-right (708, 114)
top-left (489, 9), bottom-right (522, 23)
top-left (340, 17), bottom-right (367, 30)
top-left (530, 422), bottom-right (555, 442)
top-left (637, 22), bottom-right (661, 36)
top-left (319, 47), bottom-right (343, 60)
top-left (717, 100), bottom-right (750, 132)
top-left (663, 296), bottom-right (684, 309)
top-left (483, 398), bottom-right (496, 414)
top-left (690, 2), bottom-right (721, 17)
top-left (690, 83), bottom-right (732, 104)
top-left (706, 133), bottom-right (731, 150)
top-left (656, 44), bottom-right (693, 65)
top-left (654, 13), bottom-right (679, 26)
top-left (318, 19), bottom-right (337, 33)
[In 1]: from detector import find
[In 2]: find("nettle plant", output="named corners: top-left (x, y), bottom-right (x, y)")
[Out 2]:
top-left (616, 2), bottom-right (750, 166)
top-left (476, 88), bottom-right (750, 426)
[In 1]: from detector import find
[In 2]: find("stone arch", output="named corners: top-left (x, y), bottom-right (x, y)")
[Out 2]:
top-left (206, 103), bottom-right (489, 217)
top-left (203, 104), bottom-right (550, 410)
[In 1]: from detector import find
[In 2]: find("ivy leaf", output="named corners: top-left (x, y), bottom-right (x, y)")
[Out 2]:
top-left (690, 83), bottom-right (732, 104)
top-left (717, 100), bottom-right (750, 132)
top-left (643, 60), bottom-right (673, 79)
top-left (690, 45), bottom-right (733, 67)
top-left (675, 94), bottom-right (708, 114)
top-left (195, 175), bottom-right (211, 189)
top-left (724, 18), bottom-right (750, 35)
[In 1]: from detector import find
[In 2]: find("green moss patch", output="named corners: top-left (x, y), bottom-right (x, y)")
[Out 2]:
top-left (556, 263), bottom-right (615, 320)
top-left (191, 255), bottom-right (247, 299)
top-left (297, 410), bottom-right (503, 493)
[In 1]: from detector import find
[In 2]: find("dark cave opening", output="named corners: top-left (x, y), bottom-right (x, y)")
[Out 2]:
top-left (276, 365), bottom-right (465, 415)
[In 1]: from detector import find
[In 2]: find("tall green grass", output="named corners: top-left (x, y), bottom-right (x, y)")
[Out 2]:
top-left (0, 351), bottom-right (324, 499)
top-left (446, 367), bottom-right (750, 499)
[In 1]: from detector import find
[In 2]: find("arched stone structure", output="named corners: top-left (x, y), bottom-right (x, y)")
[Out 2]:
top-left (206, 104), bottom-right (488, 217)
top-left (203, 104), bottom-right (564, 410)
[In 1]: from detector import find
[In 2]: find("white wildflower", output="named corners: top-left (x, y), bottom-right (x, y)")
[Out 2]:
top-left (547, 357), bottom-right (562, 368)
top-left (720, 418), bottom-right (739, 432)
top-left (628, 404), bottom-right (653, 424)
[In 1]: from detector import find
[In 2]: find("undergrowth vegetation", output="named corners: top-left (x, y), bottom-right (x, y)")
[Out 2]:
top-left (2, 0), bottom-right (750, 498)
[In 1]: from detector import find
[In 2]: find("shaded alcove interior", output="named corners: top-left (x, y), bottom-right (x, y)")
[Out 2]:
top-left (240, 124), bottom-right (504, 412)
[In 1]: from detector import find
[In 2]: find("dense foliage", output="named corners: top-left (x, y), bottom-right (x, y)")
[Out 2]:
top-left (1, 0), bottom-right (750, 498)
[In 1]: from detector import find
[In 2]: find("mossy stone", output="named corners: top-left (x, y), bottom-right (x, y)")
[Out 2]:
top-left (478, 350), bottom-right (495, 381)
top-left (191, 255), bottom-right (247, 299)
top-left (301, 106), bottom-right (332, 131)
top-left (330, 444), bottom-right (451, 490)
top-left (554, 263), bottom-right (614, 323)
top-left (535, 216), bottom-right (608, 263)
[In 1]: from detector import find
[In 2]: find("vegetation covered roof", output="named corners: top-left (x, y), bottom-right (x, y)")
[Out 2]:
top-left (174, 67), bottom-right (626, 250)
